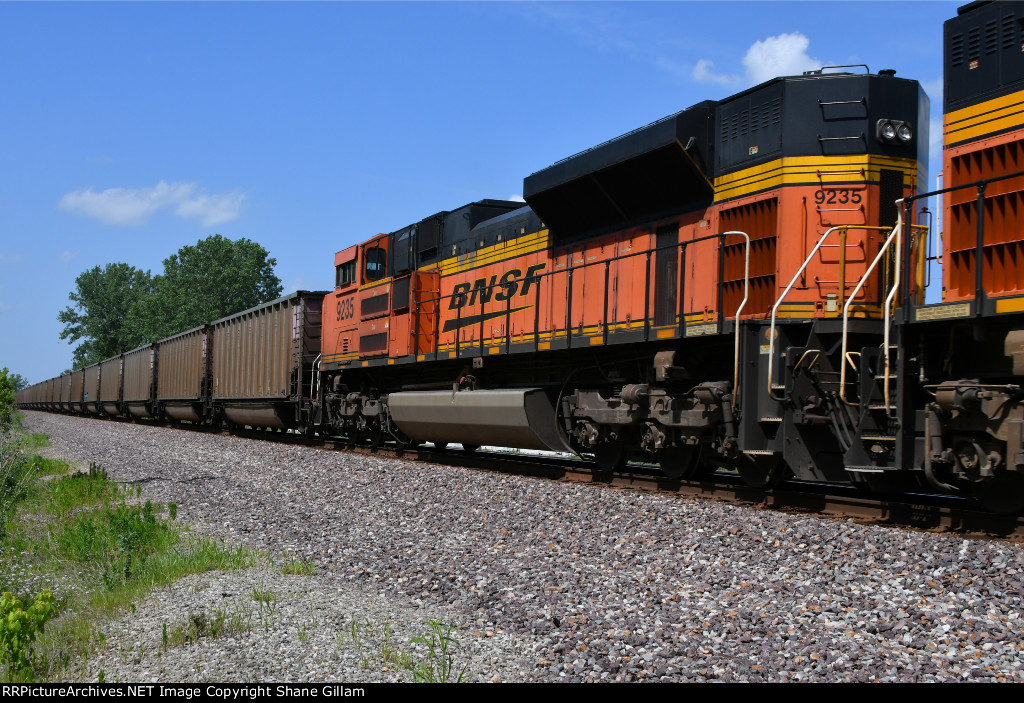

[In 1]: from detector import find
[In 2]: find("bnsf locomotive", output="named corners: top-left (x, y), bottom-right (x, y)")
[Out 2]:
top-left (19, 1), bottom-right (1024, 512)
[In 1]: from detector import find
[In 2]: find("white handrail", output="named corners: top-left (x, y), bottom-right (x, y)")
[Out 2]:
top-left (840, 205), bottom-right (903, 408)
top-left (881, 202), bottom-right (905, 413)
top-left (767, 226), bottom-right (843, 398)
top-left (720, 231), bottom-right (751, 407)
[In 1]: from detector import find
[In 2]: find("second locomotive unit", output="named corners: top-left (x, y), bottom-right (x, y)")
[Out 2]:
top-left (318, 66), bottom-right (929, 492)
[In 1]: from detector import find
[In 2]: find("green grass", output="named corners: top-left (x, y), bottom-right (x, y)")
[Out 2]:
top-left (281, 553), bottom-right (316, 576)
top-left (407, 620), bottom-right (469, 683)
top-left (44, 464), bottom-right (114, 518)
top-left (0, 429), bottom-right (260, 682)
top-left (164, 602), bottom-right (255, 649)
top-left (23, 434), bottom-right (49, 450)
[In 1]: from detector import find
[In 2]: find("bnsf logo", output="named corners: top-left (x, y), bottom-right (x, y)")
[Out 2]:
top-left (449, 264), bottom-right (546, 310)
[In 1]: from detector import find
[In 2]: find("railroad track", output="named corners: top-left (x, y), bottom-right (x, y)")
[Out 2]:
top-left (71, 412), bottom-right (1024, 542)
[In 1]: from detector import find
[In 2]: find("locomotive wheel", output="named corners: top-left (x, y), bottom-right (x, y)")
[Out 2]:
top-left (971, 472), bottom-right (1024, 515)
top-left (432, 441), bottom-right (448, 450)
top-left (362, 425), bottom-right (383, 448)
top-left (657, 446), bottom-right (699, 479)
top-left (736, 453), bottom-right (789, 488)
top-left (593, 442), bottom-right (627, 474)
top-left (462, 443), bottom-right (480, 452)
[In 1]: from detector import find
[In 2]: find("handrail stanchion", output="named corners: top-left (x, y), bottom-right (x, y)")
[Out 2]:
top-left (840, 208), bottom-right (903, 407)
top-left (767, 226), bottom-right (842, 399)
top-left (881, 203), bottom-right (905, 414)
top-left (719, 231), bottom-right (750, 408)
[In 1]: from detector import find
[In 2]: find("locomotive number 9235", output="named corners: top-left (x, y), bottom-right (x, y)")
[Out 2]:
top-left (813, 188), bottom-right (863, 205)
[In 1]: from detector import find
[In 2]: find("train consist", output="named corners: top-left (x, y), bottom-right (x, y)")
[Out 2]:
top-left (19, 1), bottom-right (1024, 512)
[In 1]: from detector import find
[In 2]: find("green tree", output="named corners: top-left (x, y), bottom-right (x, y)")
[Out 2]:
top-left (4, 373), bottom-right (26, 393)
top-left (140, 235), bottom-right (282, 340)
top-left (57, 264), bottom-right (153, 369)
top-left (0, 368), bottom-right (17, 431)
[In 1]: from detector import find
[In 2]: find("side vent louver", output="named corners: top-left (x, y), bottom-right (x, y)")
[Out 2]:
top-left (1003, 13), bottom-right (1017, 50)
top-left (720, 98), bottom-right (782, 143)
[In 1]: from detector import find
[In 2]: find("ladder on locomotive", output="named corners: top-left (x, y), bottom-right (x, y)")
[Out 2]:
top-left (766, 216), bottom-right (908, 455)
top-left (838, 211), bottom-right (908, 463)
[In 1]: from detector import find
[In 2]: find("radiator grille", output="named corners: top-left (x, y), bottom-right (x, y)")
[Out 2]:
top-left (720, 198), bottom-right (778, 317)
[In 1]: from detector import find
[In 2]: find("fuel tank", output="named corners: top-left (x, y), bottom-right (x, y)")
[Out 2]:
top-left (387, 388), bottom-right (572, 453)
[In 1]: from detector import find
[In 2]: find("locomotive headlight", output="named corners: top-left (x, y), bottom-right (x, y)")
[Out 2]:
top-left (877, 120), bottom-right (897, 142)
top-left (876, 119), bottom-right (912, 144)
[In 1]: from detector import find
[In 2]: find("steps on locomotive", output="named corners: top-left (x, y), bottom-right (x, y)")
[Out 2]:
top-left (739, 322), bottom-right (868, 483)
top-left (841, 345), bottom-right (903, 472)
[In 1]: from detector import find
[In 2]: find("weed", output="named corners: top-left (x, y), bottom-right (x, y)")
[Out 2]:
top-left (252, 585), bottom-right (277, 607)
top-left (0, 438), bottom-right (42, 537)
top-left (376, 617), bottom-right (413, 670)
top-left (24, 434), bottom-right (48, 449)
top-left (298, 625), bottom-right (308, 643)
top-left (29, 457), bottom-right (65, 477)
top-left (225, 603), bottom-right (253, 634)
top-left (167, 503), bottom-right (177, 521)
top-left (0, 446), bottom-right (259, 681)
top-left (56, 500), bottom-right (178, 589)
top-left (252, 586), bottom-right (278, 632)
top-left (44, 465), bottom-right (112, 517)
top-left (165, 602), bottom-right (253, 650)
top-left (281, 554), bottom-right (316, 576)
top-left (407, 620), bottom-right (469, 683)
top-left (0, 590), bottom-right (55, 682)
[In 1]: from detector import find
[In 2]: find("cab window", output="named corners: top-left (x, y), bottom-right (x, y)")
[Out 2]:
top-left (364, 247), bottom-right (386, 281)
top-left (335, 260), bottom-right (357, 288)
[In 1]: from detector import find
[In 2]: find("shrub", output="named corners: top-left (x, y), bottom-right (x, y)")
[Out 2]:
top-left (0, 441), bottom-right (36, 539)
top-left (0, 368), bottom-right (19, 433)
top-left (0, 589), bottom-right (55, 681)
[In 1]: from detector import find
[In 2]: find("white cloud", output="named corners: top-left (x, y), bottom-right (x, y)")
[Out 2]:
top-left (174, 190), bottom-right (246, 227)
top-left (508, 194), bottom-right (525, 203)
top-left (742, 32), bottom-right (822, 85)
top-left (56, 250), bottom-right (79, 264)
top-left (58, 181), bottom-right (245, 227)
top-left (691, 58), bottom-right (739, 86)
top-left (0, 253), bottom-right (23, 265)
top-left (690, 31), bottom-right (822, 89)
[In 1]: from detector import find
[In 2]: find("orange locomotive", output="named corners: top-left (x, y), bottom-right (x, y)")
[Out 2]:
top-left (894, 0), bottom-right (1024, 513)
top-left (320, 68), bottom-right (929, 488)
top-left (25, 2), bottom-right (1024, 513)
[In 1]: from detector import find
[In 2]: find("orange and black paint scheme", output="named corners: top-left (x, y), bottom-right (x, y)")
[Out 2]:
top-left (29, 3), bottom-right (1024, 512)
top-left (895, 0), bottom-right (1024, 512)
top-left (320, 66), bottom-right (932, 491)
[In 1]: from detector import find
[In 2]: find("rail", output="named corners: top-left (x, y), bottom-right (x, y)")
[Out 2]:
top-left (900, 167), bottom-right (1024, 315)
top-left (766, 225), bottom-right (843, 400)
top-left (840, 210), bottom-right (903, 408)
top-left (407, 230), bottom-right (751, 398)
top-left (722, 231), bottom-right (751, 407)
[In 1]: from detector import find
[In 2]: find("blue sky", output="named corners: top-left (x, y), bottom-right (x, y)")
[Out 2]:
top-left (0, 1), bottom-right (957, 384)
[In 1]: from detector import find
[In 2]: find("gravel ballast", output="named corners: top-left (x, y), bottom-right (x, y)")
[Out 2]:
top-left (18, 411), bottom-right (1024, 682)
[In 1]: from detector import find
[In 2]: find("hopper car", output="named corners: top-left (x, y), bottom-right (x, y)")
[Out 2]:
top-left (18, 1), bottom-right (1024, 513)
